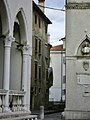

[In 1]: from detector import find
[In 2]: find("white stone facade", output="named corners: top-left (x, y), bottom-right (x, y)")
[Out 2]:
top-left (65, 0), bottom-right (90, 119)
top-left (0, 0), bottom-right (32, 112)
top-left (50, 45), bottom-right (65, 102)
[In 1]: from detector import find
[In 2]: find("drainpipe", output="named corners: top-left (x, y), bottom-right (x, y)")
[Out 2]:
top-left (61, 50), bottom-right (63, 102)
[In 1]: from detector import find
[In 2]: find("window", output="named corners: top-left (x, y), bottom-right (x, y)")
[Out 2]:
top-left (46, 89), bottom-right (48, 94)
top-left (35, 87), bottom-right (37, 95)
top-left (39, 88), bottom-right (41, 94)
top-left (35, 14), bottom-right (37, 24)
top-left (46, 69), bottom-right (48, 81)
top-left (45, 25), bottom-right (47, 34)
top-left (39, 40), bottom-right (41, 54)
top-left (39, 18), bottom-right (41, 28)
top-left (39, 67), bottom-right (41, 80)
top-left (35, 38), bottom-right (38, 52)
top-left (45, 44), bottom-right (48, 60)
top-left (35, 62), bottom-right (37, 80)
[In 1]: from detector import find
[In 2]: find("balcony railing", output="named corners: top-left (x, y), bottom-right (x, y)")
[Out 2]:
top-left (0, 89), bottom-right (7, 112)
top-left (0, 90), bottom-right (26, 112)
top-left (0, 90), bottom-right (38, 120)
top-left (9, 90), bottom-right (25, 112)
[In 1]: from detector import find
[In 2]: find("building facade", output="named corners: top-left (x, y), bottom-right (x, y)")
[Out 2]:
top-left (50, 44), bottom-right (66, 102)
top-left (31, 1), bottom-right (53, 110)
top-left (0, 0), bottom-right (38, 119)
top-left (65, 0), bottom-right (90, 119)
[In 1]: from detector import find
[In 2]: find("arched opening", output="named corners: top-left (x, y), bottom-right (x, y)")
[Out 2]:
top-left (77, 35), bottom-right (90, 57)
top-left (10, 21), bottom-right (22, 90)
top-left (0, 0), bottom-right (9, 89)
top-left (16, 10), bottom-right (27, 45)
top-left (0, 0), bottom-right (9, 35)
top-left (10, 10), bottom-right (27, 90)
top-left (0, 15), bottom-right (3, 89)
top-left (0, 15), bottom-right (2, 35)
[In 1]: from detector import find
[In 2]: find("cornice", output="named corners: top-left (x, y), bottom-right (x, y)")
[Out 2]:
top-left (66, 3), bottom-right (90, 10)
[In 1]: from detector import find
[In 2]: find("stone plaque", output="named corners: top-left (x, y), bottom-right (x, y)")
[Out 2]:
top-left (77, 74), bottom-right (90, 85)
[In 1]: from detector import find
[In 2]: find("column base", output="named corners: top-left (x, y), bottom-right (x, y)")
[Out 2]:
top-left (22, 106), bottom-right (31, 113)
top-left (64, 109), bottom-right (90, 119)
top-left (3, 107), bottom-right (11, 113)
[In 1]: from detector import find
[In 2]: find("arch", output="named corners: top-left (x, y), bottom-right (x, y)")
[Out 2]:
top-left (10, 8), bottom-right (28, 90)
top-left (0, 0), bottom-right (10, 88)
top-left (77, 35), bottom-right (90, 57)
top-left (0, 0), bottom-right (9, 35)
top-left (0, 15), bottom-right (4, 89)
top-left (0, 15), bottom-right (2, 35)
top-left (13, 8), bottom-right (28, 44)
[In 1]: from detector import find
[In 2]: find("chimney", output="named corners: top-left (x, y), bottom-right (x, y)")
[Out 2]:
top-left (38, 0), bottom-right (45, 12)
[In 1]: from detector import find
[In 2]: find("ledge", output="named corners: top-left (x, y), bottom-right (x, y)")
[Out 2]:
top-left (9, 90), bottom-right (25, 96)
top-left (66, 3), bottom-right (90, 9)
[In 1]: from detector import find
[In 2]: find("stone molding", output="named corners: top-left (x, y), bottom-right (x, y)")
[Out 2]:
top-left (4, 35), bottom-right (15, 47)
top-left (66, 3), bottom-right (90, 10)
top-left (22, 45), bottom-right (31, 55)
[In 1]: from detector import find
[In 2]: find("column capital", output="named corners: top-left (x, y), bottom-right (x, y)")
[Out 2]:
top-left (23, 45), bottom-right (31, 55)
top-left (4, 35), bottom-right (15, 47)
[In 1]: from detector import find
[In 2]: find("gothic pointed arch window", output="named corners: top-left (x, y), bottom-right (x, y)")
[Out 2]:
top-left (0, 14), bottom-right (3, 89)
top-left (0, 0), bottom-right (9, 89)
top-left (10, 9), bottom-right (27, 90)
top-left (77, 35), bottom-right (90, 57)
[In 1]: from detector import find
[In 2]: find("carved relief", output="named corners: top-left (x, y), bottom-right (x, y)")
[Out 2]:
top-left (77, 35), bottom-right (90, 57)
top-left (66, 3), bottom-right (90, 10)
top-left (81, 41), bottom-right (90, 54)
top-left (83, 61), bottom-right (89, 71)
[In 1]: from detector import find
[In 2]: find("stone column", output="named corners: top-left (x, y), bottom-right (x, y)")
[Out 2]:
top-left (3, 36), bottom-right (14, 112)
top-left (26, 52), bottom-right (32, 111)
top-left (22, 45), bottom-right (31, 111)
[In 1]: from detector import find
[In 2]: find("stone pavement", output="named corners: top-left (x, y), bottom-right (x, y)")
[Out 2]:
top-left (44, 112), bottom-right (62, 120)
top-left (31, 110), bottom-right (63, 120)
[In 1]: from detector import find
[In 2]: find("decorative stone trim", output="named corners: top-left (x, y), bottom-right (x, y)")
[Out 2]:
top-left (0, 89), bottom-right (7, 95)
top-left (4, 35), bottom-right (15, 47)
top-left (23, 45), bottom-right (30, 55)
top-left (9, 90), bottom-right (25, 96)
top-left (66, 3), bottom-right (90, 10)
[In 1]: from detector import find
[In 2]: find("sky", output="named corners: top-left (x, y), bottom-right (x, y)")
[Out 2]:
top-left (33, 0), bottom-right (65, 46)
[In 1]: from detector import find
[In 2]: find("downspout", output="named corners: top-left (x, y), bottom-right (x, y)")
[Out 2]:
top-left (61, 50), bottom-right (63, 102)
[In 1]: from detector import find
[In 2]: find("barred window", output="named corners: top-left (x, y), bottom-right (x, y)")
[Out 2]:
top-left (35, 14), bottom-right (37, 24)
top-left (45, 25), bottom-right (47, 34)
top-left (39, 67), bottom-right (41, 80)
top-left (39, 40), bottom-right (41, 54)
top-left (35, 62), bottom-right (38, 80)
top-left (35, 38), bottom-right (38, 52)
top-left (39, 18), bottom-right (41, 28)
